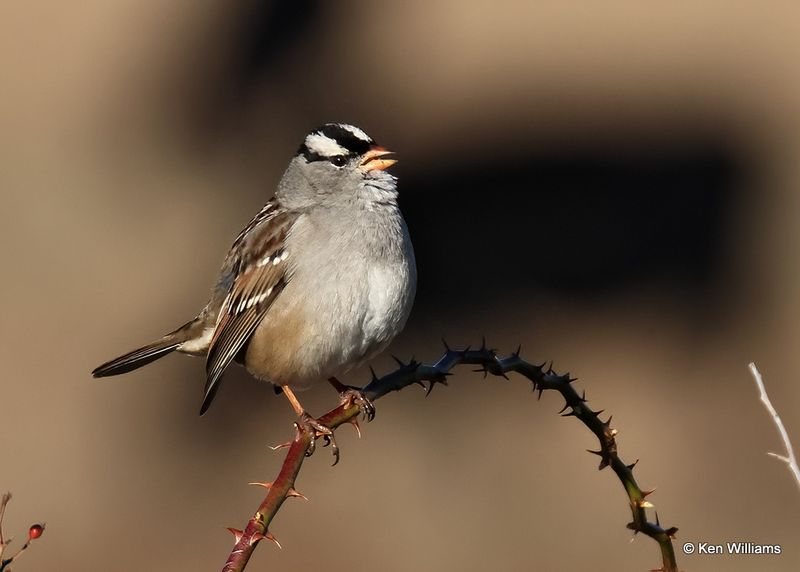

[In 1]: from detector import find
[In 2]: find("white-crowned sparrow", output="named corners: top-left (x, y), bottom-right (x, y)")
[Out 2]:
top-left (93, 124), bottom-right (416, 450)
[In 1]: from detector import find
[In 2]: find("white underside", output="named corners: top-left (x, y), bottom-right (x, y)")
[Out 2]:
top-left (179, 327), bottom-right (214, 355)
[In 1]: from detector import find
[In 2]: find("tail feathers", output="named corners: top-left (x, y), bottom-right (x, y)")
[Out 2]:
top-left (92, 339), bottom-right (181, 377)
top-left (92, 320), bottom-right (199, 378)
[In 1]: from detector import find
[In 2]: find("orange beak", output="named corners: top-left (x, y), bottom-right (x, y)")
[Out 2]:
top-left (360, 146), bottom-right (397, 172)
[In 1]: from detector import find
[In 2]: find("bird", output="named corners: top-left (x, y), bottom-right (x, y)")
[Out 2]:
top-left (93, 123), bottom-right (416, 458)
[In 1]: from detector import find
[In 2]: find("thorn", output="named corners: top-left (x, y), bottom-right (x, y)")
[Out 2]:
top-left (265, 532), bottom-right (282, 549)
top-left (348, 417), bottom-right (362, 438)
top-left (480, 336), bottom-right (486, 350)
top-left (391, 355), bottom-right (405, 368)
top-left (561, 408), bottom-right (577, 417)
top-left (591, 409), bottom-right (605, 417)
top-left (626, 522), bottom-right (637, 532)
top-left (627, 459), bottom-right (639, 471)
top-left (513, 344), bottom-right (522, 357)
top-left (227, 527), bottom-right (244, 544)
top-left (603, 415), bottom-right (613, 426)
top-left (441, 337), bottom-right (450, 351)
top-left (252, 531), bottom-right (282, 549)
top-left (580, 390), bottom-right (587, 402)
top-left (587, 449), bottom-right (610, 470)
top-left (248, 482), bottom-right (273, 489)
top-left (655, 511), bottom-right (661, 526)
top-left (666, 527), bottom-right (678, 539)
top-left (536, 387), bottom-right (544, 400)
top-left (558, 403), bottom-right (570, 414)
top-left (641, 488), bottom-right (656, 498)
top-left (463, 345), bottom-right (472, 353)
top-left (369, 365), bottom-right (379, 383)
top-left (767, 452), bottom-right (791, 463)
top-left (287, 488), bottom-right (308, 501)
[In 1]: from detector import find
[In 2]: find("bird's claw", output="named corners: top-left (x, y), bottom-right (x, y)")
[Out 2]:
top-left (340, 388), bottom-right (376, 422)
top-left (299, 413), bottom-right (339, 465)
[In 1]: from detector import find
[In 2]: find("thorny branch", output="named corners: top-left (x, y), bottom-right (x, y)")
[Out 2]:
top-left (221, 342), bottom-right (679, 572)
top-left (749, 362), bottom-right (800, 492)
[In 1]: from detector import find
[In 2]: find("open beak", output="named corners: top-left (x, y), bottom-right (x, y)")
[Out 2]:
top-left (360, 146), bottom-right (397, 172)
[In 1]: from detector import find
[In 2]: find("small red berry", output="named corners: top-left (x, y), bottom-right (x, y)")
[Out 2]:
top-left (28, 523), bottom-right (44, 540)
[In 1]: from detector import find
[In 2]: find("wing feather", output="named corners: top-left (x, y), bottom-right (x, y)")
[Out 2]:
top-left (199, 203), bottom-right (294, 414)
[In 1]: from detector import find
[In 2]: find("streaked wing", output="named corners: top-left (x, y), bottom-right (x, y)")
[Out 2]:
top-left (200, 203), bottom-right (295, 414)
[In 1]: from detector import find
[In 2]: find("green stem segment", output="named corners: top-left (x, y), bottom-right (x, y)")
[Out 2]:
top-left (221, 344), bottom-right (679, 572)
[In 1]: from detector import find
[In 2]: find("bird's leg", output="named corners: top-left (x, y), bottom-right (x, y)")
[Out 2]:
top-left (327, 377), bottom-right (375, 422)
top-left (281, 386), bottom-right (339, 464)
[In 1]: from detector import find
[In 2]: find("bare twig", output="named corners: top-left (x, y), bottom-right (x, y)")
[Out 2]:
top-left (749, 362), bottom-right (800, 491)
top-left (0, 493), bottom-right (45, 571)
top-left (0, 493), bottom-right (10, 562)
top-left (221, 343), bottom-right (678, 572)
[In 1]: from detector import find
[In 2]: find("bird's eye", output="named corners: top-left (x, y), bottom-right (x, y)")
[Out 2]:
top-left (329, 155), bottom-right (347, 167)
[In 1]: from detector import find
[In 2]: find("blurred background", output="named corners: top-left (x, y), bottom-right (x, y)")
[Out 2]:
top-left (2, 1), bottom-right (799, 570)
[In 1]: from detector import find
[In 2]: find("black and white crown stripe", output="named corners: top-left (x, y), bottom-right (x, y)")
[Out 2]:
top-left (299, 123), bottom-right (375, 162)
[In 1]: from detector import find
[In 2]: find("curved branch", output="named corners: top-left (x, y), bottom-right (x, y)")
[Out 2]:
top-left (221, 343), bottom-right (679, 572)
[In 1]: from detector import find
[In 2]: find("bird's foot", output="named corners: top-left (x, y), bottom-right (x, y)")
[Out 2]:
top-left (339, 387), bottom-right (376, 422)
top-left (299, 413), bottom-right (339, 465)
top-left (327, 377), bottom-right (376, 421)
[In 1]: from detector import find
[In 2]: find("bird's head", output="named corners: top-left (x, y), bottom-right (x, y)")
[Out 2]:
top-left (278, 123), bottom-right (398, 208)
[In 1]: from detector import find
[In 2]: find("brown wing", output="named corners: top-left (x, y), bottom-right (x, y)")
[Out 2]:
top-left (200, 205), bottom-right (295, 415)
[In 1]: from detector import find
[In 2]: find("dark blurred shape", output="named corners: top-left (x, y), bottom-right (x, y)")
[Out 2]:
top-left (175, 0), bottom-right (322, 137)
top-left (230, 0), bottom-right (320, 94)
top-left (403, 140), bottom-right (746, 310)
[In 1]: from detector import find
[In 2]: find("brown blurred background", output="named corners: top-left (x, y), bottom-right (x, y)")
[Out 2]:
top-left (2, 1), bottom-right (799, 570)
